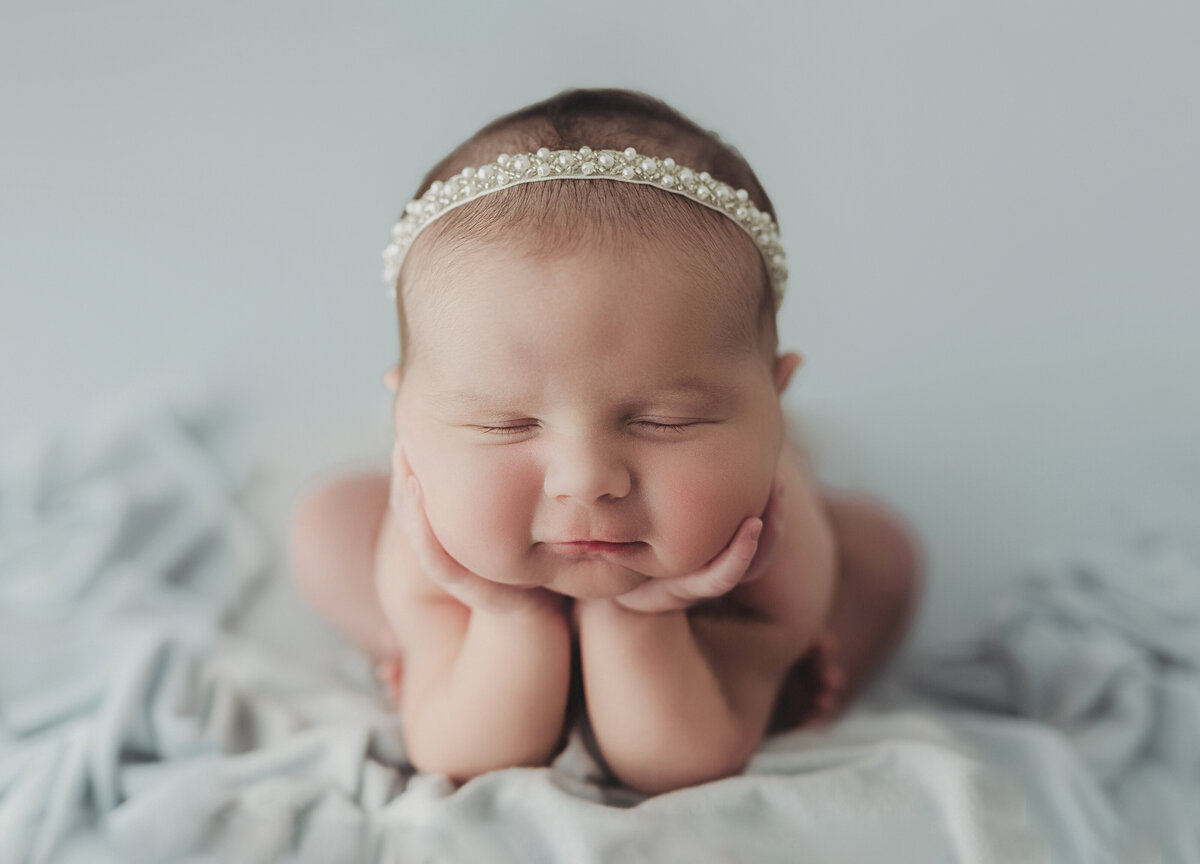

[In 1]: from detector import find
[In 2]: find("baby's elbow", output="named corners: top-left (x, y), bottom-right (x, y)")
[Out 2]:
top-left (608, 726), bottom-right (758, 797)
top-left (618, 754), bottom-right (754, 798)
top-left (403, 720), bottom-right (558, 785)
top-left (410, 753), bottom-right (553, 787)
top-left (404, 738), bottom-right (491, 786)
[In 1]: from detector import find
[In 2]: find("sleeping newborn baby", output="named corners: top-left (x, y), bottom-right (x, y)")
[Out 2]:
top-left (290, 88), bottom-right (923, 796)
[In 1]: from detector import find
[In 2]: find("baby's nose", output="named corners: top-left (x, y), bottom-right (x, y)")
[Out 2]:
top-left (542, 435), bottom-right (632, 503)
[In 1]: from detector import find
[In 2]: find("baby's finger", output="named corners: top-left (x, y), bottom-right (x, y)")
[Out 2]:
top-left (402, 477), bottom-right (539, 612)
top-left (614, 518), bottom-right (762, 613)
top-left (671, 517), bottom-right (763, 600)
top-left (743, 479), bottom-right (785, 584)
top-left (390, 447), bottom-right (414, 514)
top-left (402, 476), bottom-right (476, 595)
top-left (392, 442), bottom-right (412, 475)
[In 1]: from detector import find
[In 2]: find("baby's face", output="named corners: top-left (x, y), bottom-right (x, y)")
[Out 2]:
top-left (393, 238), bottom-right (791, 599)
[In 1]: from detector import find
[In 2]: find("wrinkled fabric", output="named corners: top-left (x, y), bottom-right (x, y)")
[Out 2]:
top-left (895, 533), bottom-right (1200, 863)
top-left (1, 396), bottom-right (1195, 863)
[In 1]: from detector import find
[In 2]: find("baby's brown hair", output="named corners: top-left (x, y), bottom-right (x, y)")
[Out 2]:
top-left (392, 87), bottom-right (783, 375)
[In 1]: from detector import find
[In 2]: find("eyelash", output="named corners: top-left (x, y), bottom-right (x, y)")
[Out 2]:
top-left (636, 421), bottom-right (697, 434)
top-left (472, 420), bottom-right (699, 437)
top-left (475, 424), bottom-right (536, 437)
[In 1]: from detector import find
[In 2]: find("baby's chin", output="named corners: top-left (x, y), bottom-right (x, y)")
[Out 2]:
top-left (542, 559), bottom-right (650, 600)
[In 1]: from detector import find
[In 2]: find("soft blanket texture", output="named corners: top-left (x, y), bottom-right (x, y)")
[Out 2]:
top-left (1, 397), bottom-right (1196, 863)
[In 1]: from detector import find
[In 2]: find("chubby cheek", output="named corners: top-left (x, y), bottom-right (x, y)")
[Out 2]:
top-left (400, 430), bottom-right (539, 582)
top-left (649, 440), bottom-right (778, 575)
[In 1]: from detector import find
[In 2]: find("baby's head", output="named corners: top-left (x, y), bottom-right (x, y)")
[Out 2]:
top-left (385, 88), bottom-right (802, 599)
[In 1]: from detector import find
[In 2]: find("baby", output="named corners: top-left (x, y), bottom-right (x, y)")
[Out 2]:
top-left (290, 88), bottom-right (923, 797)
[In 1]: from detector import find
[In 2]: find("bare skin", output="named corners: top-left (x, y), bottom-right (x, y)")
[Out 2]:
top-left (289, 436), bottom-right (924, 789)
top-left (304, 231), bottom-right (927, 794)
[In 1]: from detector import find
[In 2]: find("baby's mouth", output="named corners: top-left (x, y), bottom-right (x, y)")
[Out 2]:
top-left (542, 540), bottom-right (646, 561)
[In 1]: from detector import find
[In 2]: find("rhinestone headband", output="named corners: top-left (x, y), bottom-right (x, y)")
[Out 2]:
top-left (381, 146), bottom-right (788, 307)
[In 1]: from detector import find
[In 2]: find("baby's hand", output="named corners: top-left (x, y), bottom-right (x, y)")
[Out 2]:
top-left (612, 475), bottom-right (785, 614)
top-left (395, 452), bottom-right (562, 616)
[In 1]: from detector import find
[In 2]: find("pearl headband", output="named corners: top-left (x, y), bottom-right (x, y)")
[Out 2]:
top-left (381, 146), bottom-right (788, 308)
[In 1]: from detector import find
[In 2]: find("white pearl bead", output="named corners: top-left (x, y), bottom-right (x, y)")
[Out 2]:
top-left (381, 147), bottom-right (787, 306)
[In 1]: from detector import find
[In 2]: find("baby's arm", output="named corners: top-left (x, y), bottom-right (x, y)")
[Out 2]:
top-left (576, 597), bottom-right (795, 796)
top-left (376, 474), bottom-right (572, 783)
top-left (576, 441), bottom-right (835, 796)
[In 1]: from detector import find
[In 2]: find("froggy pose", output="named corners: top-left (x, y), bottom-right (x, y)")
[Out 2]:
top-left (291, 88), bottom-right (922, 797)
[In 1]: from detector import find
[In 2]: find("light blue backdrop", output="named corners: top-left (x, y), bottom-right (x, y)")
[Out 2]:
top-left (3, 1), bottom-right (1197, 648)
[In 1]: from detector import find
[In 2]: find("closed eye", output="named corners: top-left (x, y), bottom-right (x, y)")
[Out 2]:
top-left (634, 420), bottom-right (703, 434)
top-left (472, 423), bottom-right (538, 436)
top-left (468, 419), bottom-right (709, 438)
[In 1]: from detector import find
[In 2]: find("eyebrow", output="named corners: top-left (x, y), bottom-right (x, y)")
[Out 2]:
top-left (639, 378), bottom-right (739, 405)
top-left (431, 378), bottom-right (739, 411)
top-left (431, 390), bottom-right (512, 411)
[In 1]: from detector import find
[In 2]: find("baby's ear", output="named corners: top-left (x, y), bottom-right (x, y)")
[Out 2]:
top-left (773, 351), bottom-right (803, 394)
top-left (383, 366), bottom-right (400, 394)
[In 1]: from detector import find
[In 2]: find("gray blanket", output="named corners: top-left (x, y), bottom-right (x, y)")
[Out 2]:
top-left (2, 397), bottom-right (1196, 863)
